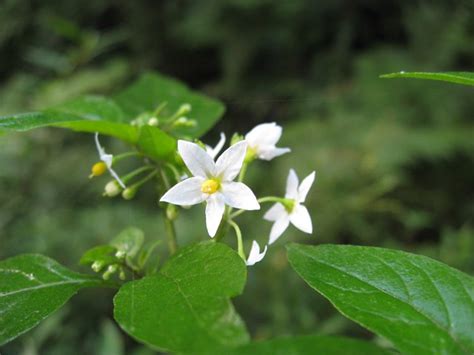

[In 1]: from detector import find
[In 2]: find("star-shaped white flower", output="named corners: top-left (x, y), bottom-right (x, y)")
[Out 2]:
top-left (205, 132), bottom-right (226, 159)
top-left (264, 169), bottom-right (315, 244)
top-left (160, 140), bottom-right (260, 237)
top-left (246, 240), bottom-right (268, 266)
top-left (245, 122), bottom-right (291, 161)
top-left (94, 133), bottom-right (126, 188)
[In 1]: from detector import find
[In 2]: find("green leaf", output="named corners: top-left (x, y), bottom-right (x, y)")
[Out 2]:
top-left (287, 244), bottom-right (474, 355)
top-left (0, 99), bottom-right (139, 143)
top-left (221, 335), bottom-right (388, 355)
top-left (136, 125), bottom-right (177, 161)
top-left (111, 227), bottom-right (145, 259)
top-left (113, 241), bottom-right (249, 353)
top-left (0, 254), bottom-right (111, 345)
top-left (114, 72), bottom-right (225, 138)
top-left (380, 71), bottom-right (474, 86)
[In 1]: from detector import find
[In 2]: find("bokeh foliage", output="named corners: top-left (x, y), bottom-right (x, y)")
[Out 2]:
top-left (0, 0), bottom-right (473, 353)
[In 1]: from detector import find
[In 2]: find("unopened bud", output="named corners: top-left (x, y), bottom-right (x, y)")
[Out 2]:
top-left (177, 103), bottom-right (191, 116)
top-left (230, 133), bottom-right (244, 146)
top-left (122, 187), bottom-right (137, 200)
top-left (104, 181), bottom-right (122, 197)
top-left (173, 117), bottom-right (197, 128)
top-left (119, 268), bottom-right (126, 280)
top-left (148, 117), bottom-right (159, 126)
top-left (166, 204), bottom-right (179, 220)
top-left (115, 250), bottom-right (126, 259)
top-left (90, 162), bottom-right (107, 178)
top-left (91, 261), bottom-right (104, 272)
top-left (102, 264), bottom-right (118, 280)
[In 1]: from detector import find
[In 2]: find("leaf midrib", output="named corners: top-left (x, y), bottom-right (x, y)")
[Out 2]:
top-left (0, 279), bottom-right (98, 297)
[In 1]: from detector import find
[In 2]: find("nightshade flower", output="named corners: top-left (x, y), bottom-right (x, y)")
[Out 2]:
top-left (245, 122), bottom-right (291, 161)
top-left (264, 169), bottom-right (315, 244)
top-left (160, 140), bottom-right (260, 237)
top-left (93, 133), bottom-right (126, 188)
top-left (246, 240), bottom-right (267, 266)
top-left (205, 132), bottom-right (226, 159)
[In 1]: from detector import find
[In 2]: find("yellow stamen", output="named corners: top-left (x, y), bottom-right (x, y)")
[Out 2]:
top-left (201, 179), bottom-right (220, 194)
top-left (90, 162), bottom-right (107, 177)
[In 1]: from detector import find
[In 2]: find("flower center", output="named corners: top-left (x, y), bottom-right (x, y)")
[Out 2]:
top-left (201, 179), bottom-right (220, 194)
top-left (282, 199), bottom-right (296, 213)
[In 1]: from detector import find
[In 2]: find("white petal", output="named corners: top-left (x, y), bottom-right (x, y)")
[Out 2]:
top-left (268, 216), bottom-right (290, 245)
top-left (94, 132), bottom-right (106, 157)
top-left (245, 122), bottom-right (282, 147)
top-left (221, 182), bottom-right (260, 210)
top-left (256, 146), bottom-right (291, 161)
top-left (246, 240), bottom-right (268, 266)
top-left (263, 203), bottom-right (286, 221)
top-left (108, 167), bottom-right (126, 188)
top-left (285, 169), bottom-right (299, 199)
top-left (178, 140), bottom-right (216, 178)
top-left (298, 171), bottom-right (316, 203)
top-left (101, 153), bottom-right (113, 168)
top-left (160, 177), bottom-right (205, 206)
top-left (215, 141), bottom-right (247, 181)
top-left (205, 193), bottom-right (226, 237)
top-left (290, 204), bottom-right (313, 234)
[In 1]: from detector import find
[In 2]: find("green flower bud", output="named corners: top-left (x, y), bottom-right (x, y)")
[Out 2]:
top-left (122, 187), bottom-right (137, 200)
top-left (230, 133), bottom-right (244, 146)
top-left (104, 181), bottom-right (122, 197)
top-left (148, 117), bottom-right (159, 126)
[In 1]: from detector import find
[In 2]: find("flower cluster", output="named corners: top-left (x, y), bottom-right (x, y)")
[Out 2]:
top-left (160, 123), bottom-right (316, 266)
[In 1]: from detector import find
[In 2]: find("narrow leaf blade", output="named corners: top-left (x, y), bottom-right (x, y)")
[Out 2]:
top-left (380, 71), bottom-right (474, 86)
top-left (287, 244), bottom-right (474, 355)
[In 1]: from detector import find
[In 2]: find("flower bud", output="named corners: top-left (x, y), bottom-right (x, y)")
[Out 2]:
top-left (230, 133), bottom-right (244, 146)
top-left (91, 261), bottom-right (104, 272)
top-left (176, 103), bottom-right (191, 116)
top-left (90, 162), bottom-right (107, 178)
top-left (166, 204), bottom-right (179, 220)
top-left (119, 268), bottom-right (126, 280)
top-left (173, 117), bottom-right (197, 128)
top-left (104, 181), bottom-right (122, 197)
top-left (147, 117), bottom-right (159, 126)
top-left (122, 187), bottom-right (137, 200)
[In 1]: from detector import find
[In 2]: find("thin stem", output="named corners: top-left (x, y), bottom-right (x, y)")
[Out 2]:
top-left (122, 166), bottom-right (155, 184)
top-left (112, 151), bottom-right (141, 163)
top-left (129, 169), bottom-right (158, 189)
top-left (163, 212), bottom-right (178, 255)
top-left (228, 220), bottom-right (246, 261)
top-left (159, 168), bottom-right (178, 254)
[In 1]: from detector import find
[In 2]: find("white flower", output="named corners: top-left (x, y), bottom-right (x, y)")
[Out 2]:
top-left (94, 133), bottom-right (126, 188)
top-left (245, 122), bottom-right (291, 161)
top-left (205, 132), bottom-right (226, 159)
top-left (264, 169), bottom-right (315, 244)
top-left (160, 140), bottom-right (260, 237)
top-left (246, 240), bottom-right (268, 266)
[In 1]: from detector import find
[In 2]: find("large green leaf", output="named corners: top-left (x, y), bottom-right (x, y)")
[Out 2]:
top-left (114, 72), bottom-right (225, 138)
top-left (221, 335), bottom-right (388, 355)
top-left (380, 71), bottom-right (474, 86)
top-left (287, 244), bottom-right (474, 355)
top-left (0, 96), bottom-right (139, 143)
top-left (113, 241), bottom-right (249, 353)
top-left (0, 254), bottom-right (111, 345)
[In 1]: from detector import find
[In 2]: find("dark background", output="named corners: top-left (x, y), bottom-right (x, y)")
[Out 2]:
top-left (1, 0), bottom-right (473, 354)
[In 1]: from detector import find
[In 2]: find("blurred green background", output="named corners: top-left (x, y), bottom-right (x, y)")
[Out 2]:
top-left (1, 0), bottom-right (473, 354)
